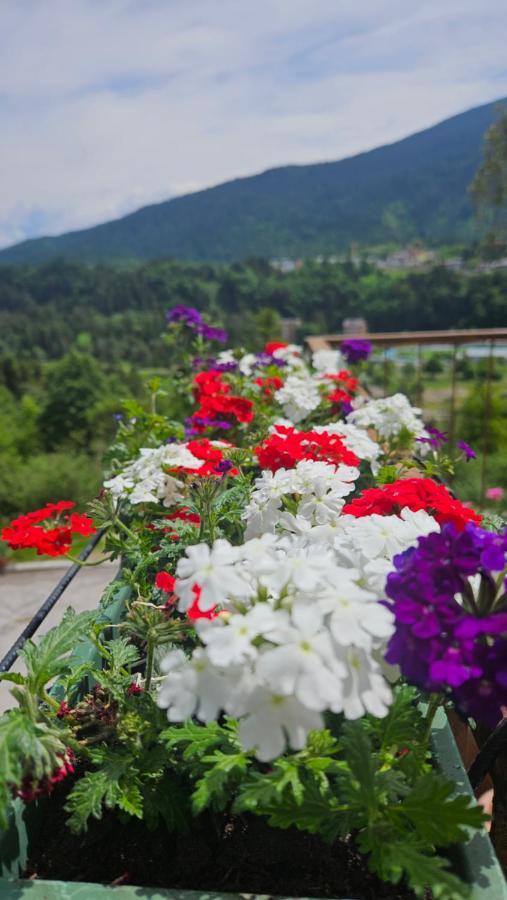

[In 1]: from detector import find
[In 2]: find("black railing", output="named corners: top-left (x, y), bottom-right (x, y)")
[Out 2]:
top-left (0, 529), bottom-right (105, 673)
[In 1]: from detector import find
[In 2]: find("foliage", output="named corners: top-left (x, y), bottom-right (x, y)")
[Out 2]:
top-left (162, 690), bottom-right (485, 899)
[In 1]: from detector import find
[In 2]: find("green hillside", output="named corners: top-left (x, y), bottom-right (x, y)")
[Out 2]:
top-left (0, 98), bottom-right (505, 265)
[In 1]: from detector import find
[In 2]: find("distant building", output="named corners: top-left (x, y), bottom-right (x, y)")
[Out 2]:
top-left (270, 258), bottom-right (304, 273)
top-left (377, 246), bottom-right (436, 271)
top-left (342, 318), bottom-right (368, 335)
top-left (280, 318), bottom-right (302, 342)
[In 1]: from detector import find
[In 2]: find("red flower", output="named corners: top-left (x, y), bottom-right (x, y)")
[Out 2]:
top-left (155, 574), bottom-right (218, 620)
top-left (187, 585), bottom-right (218, 621)
top-left (265, 341), bottom-right (288, 355)
top-left (343, 478), bottom-right (482, 530)
top-left (255, 425), bottom-right (359, 472)
top-left (155, 571), bottom-right (177, 593)
top-left (13, 749), bottom-right (75, 803)
top-left (254, 375), bottom-right (284, 398)
top-left (1, 503), bottom-right (96, 557)
top-left (193, 370), bottom-right (231, 397)
top-left (165, 507), bottom-right (201, 526)
top-left (189, 369), bottom-right (254, 432)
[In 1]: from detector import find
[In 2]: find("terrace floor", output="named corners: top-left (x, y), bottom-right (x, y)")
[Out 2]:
top-left (0, 561), bottom-right (116, 712)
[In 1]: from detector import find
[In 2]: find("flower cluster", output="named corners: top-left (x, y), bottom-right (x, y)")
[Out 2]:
top-left (104, 439), bottom-right (236, 506)
top-left (244, 458), bottom-right (359, 538)
top-left (158, 534), bottom-right (394, 760)
top-left (385, 523), bottom-right (507, 727)
top-left (1, 502), bottom-right (95, 557)
top-left (12, 749), bottom-right (75, 803)
top-left (186, 369), bottom-right (254, 433)
top-left (340, 338), bottom-right (372, 364)
top-left (347, 393), bottom-right (426, 441)
top-left (274, 373), bottom-right (321, 422)
top-left (255, 425), bottom-right (359, 472)
top-left (343, 478), bottom-right (482, 531)
top-left (166, 305), bottom-right (227, 343)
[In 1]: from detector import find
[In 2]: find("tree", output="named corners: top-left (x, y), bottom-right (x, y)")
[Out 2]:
top-left (470, 105), bottom-right (507, 245)
top-left (38, 351), bottom-right (107, 451)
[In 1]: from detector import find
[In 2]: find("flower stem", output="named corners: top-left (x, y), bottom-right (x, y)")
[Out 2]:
top-left (114, 517), bottom-right (139, 543)
top-left (65, 554), bottom-right (113, 567)
top-left (144, 637), bottom-right (155, 693)
top-left (423, 692), bottom-right (444, 744)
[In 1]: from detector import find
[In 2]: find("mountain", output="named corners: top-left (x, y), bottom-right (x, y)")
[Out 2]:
top-left (0, 98), bottom-right (504, 265)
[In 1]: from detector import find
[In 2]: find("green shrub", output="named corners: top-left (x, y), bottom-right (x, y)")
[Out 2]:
top-left (0, 452), bottom-right (102, 519)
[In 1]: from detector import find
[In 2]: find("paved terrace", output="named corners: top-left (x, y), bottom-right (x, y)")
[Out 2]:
top-left (0, 561), bottom-right (116, 712)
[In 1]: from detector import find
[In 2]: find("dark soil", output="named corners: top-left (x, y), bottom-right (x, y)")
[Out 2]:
top-left (25, 787), bottom-right (418, 899)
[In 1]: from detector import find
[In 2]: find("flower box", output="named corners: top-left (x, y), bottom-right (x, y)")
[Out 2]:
top-left (1, 324), bottom-right (506, 898)
top-left (0, 706), bottom-right (505, 899)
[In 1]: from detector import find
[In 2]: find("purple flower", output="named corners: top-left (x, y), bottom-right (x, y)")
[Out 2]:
top-left (254, 352), bottom-right (287, 369)
top-left (457, 439), bottom-right (476, 461)
top-left (166, 305), bottom-right (202, 327)
top-left (113, 413), bottom-right (123, 422)
top-left (195, 322), bottom-right (228, 343)
top-left (215, 459), bottom-right (234, 473)
top-left (416, 426), bottom-right (448, 450)
top-left (384, 522), bottom-right (507, 727)
top-left (340, 338), bottom-right (372, 363)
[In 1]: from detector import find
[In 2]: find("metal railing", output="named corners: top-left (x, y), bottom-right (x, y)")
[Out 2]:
top-left (0, 529), bottom-right (105, 673)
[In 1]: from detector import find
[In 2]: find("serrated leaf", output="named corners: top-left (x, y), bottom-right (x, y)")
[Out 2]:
top-left (381, 841), bottom-right (470, 899)
top-left (397, 773), bottom-right (486, 845)
top-left (21, 607), bottom-right (97, 692)
top-left (65, 753), bottom-right (138, 832)
top-left (192, 750), bottom-right (248, 813)
top-left (161, 720), bottom-right (232, 760)
top-left (272, 759), bottom-right (304, 804)
top-left (143, 769), bottom-right (190, 833)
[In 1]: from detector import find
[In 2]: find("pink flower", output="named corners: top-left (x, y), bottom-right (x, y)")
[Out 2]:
top-left (486, 487), bottom-right (504, 502)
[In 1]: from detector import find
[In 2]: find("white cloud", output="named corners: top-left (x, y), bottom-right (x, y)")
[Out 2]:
top-left (0, 0), bottom-right (506, 247)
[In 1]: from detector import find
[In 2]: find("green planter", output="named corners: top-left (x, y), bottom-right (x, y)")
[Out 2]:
top-left (0, 589), bottom-right (505, 898)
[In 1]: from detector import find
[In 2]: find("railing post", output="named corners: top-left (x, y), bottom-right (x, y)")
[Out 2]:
top-left (416, 343), bottom-right (423, 406)
top-left (480, 340), bottom-right (495, 502)
top-left (449, 343), bottom-right (458, 446)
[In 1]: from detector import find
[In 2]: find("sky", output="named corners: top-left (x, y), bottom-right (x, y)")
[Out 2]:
top-left (0, 0), bottom-right (506, 249)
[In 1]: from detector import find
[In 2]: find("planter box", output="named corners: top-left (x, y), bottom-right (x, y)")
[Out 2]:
top-left (0, 589), bottom-right (505, 898)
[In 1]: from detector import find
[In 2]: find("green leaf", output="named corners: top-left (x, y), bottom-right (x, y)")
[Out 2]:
top-left (396, 772), bottom-right (486, 845)
top-left (380, 840), bottom-right (470, 899)
top-left (0, 672), bottom-right (26, 685)
top-left (161, 720), bottom-right (234, 761)
top-left (143, 769), bottom-right (190, 833)
top-left (65, 752), bottom-right (141, 833)
top-left (192, 750), bottom-right (248, 813)
top-left (340, 720), bottom-right (377, 806)
top-left (21, 607), bottom-right (97, 692)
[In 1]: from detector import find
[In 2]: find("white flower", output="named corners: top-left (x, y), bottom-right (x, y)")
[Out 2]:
top-left (157, 648), bottom-right (234, 722)
top-left (104, 442), bottom-right (204, 506)
top-left (312, 349), bottom-right (344, 374)
top-left (236, 686), bottom-right (324, 761)
top-left (315, 574), bottom-right (394, 650)
top-left (258, 545), bottom-right (335, 594)
top-left (197, 605), bottom-right (284, 667)
top-left (256, 604), bottom-right (345, 710)
top-left (175, 539), bottom-right (253, 611)
top-left (337, 647), bottom-right (392, 719)
top-left (347, 393), bottom-right (426, 441)
top-left (275, 375), bottom-right (321, 423)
